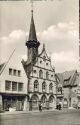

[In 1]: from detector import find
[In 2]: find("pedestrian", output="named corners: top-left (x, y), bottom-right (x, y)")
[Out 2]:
top-left (39, 103), bottom-right (40, 111)
top-left (39, 103), bottom-right (42, 112)
top-left (40, 103), bottom-right (42, 112)
top-left (59, 103), bottom-right (61, 110)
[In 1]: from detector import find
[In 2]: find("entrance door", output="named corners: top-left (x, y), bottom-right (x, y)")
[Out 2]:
top-left (41, 95), bottom-right (47, 109)
top-left (30, 94), bottom-right (39, 110)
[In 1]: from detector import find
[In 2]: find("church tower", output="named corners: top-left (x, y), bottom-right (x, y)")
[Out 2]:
top-left (22, 8), bottom-right (57, 111)
top-left (26, 10), bottom-right (40, 62)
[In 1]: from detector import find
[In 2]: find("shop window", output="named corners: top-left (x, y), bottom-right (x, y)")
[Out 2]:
top-left (9, 68), bottom-right (12, 75)
top-left (12, 82), bottom-right (17, 91)
top-left (5, 80), bottom-right (11, 91)
top-left (18, 83), bottom-right (23, 91)
top-left (18, 70), bottom-right (21, 76)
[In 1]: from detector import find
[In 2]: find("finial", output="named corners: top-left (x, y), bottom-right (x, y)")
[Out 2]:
top-left (31, 0), bottom-right (34, 15)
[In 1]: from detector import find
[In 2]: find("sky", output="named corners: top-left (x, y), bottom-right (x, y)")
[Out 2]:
top-left (0, 0), bottom-right (79, 73)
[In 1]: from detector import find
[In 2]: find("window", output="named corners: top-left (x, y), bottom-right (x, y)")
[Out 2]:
top-left (46, 71), bottom-right (49, 79)
top-left (12, 82), bottom-right (17, 91)
top-left (41, 96), bottom-right (46, 103)
top-left (18, 70), bottom-right (21, 77)
top-left (5, 80), bottom-right (11, 91)
top-left (13, 70), bottom-right (16, 76)
top-left (40, 60), bottom-right (42, 63)
top-left (33, 70), bottom-right (36, 73)
top-left (49, 83), bottom-right (53, 92)
top-left (58, 84), bottom-right (62, 93)
top-left (34, 80), bottom-right (39, 91)
top-left (49, 96), bottom-right (53, 103)
top-left (43, 56), bottom-right (46, 61)
top-left (42, 82), bottom-right (46, 92)
top-left (39, 70), bottom-right (43, 78)
top-left (18, 83), bottom-right (23, 91)
top-left (51, 75), bottom-right (53, 77)
top-left (46, 63), bottom-right (48, 66)
top-left (9, 68), bottom-right (12, 75)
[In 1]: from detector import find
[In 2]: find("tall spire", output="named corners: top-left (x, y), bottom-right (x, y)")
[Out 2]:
top-left (28, 9), bottom-right (37, 42)
top-left (26, 7), bottom-right (40, 63)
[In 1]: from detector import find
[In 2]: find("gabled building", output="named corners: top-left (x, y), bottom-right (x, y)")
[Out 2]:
top-left (0, 61), bottom-right (27, 111)
top-left (22, 10), bottom-right (57, 110)
top-left (56, 70), bottom-right (80, 108)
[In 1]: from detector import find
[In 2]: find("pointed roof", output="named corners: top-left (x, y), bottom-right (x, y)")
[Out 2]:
top-left (56, 70), bottom-right (78, 87)
top-left (28, 10), bottom-right (37, 42)
top-left (0, 62), bottom-right (6, 75)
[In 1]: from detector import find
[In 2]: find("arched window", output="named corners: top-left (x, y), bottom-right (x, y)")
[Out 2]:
top-left (39, 70), bottom-right (43, 78)
top-left (42, 82), bottom-right (46, 92)
top-left (41, 95), bottom-right (47, 105)
top-left (49, 83), bottom-right (53, 92)
top-left (34, 80), bottom-right (39, 92)
top-left (49, 96), bottom-right (54, 103)
top-left (46, 71), bottom-right (49, 79)
top-left (58, 84), bottom-right (62, 94)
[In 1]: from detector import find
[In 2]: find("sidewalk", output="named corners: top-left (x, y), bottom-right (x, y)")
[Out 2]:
top-left (0, 108), bottom-right (79, 116)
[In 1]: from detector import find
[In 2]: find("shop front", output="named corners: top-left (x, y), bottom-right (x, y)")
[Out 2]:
top-left (2, 94), bottom-right (26, 111)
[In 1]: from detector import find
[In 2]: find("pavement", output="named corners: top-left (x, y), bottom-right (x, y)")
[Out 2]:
top-left (0, 109), bottom-right (80, 125)
top-left (0, 108), bottom-right (78, 115)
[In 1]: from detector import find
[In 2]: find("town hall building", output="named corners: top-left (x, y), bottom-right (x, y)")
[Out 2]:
top-left (22, 10), bottom-right (57, 110)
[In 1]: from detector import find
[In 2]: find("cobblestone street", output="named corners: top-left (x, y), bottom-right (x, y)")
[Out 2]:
top-left (0, 109), bottom-right (80, 125)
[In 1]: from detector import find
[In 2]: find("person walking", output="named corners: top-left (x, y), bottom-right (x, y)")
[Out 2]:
top-left (39, 103), bottom-right (42, 112)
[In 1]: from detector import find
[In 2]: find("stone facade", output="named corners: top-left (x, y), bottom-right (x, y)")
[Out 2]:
top-left (22, 11), bottom-right (57, 110)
